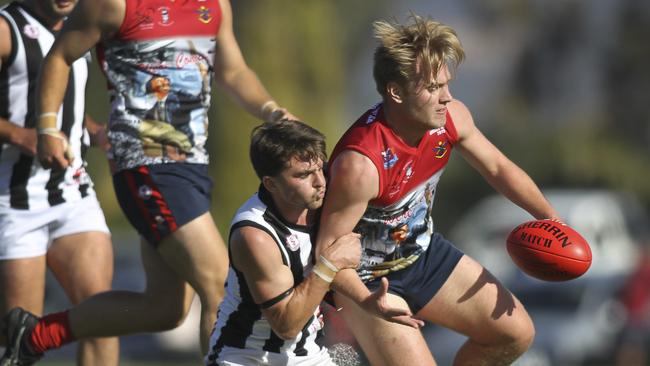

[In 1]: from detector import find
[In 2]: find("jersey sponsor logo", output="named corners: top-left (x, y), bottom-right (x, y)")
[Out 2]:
top-left (157, 6), bottom-right (174, 26)
top-left (196, 6), bottom-right (213, 24)
top-left (381, 147), bottom-right (398, 169)
top-left (175, 53), bottom-right (203, 68)
top-left (429, 127), bottom-right (446, 136)
top-left (22, 24), bottom-right (39, 39)
top-left (433, 141), bottom-right (448, 159)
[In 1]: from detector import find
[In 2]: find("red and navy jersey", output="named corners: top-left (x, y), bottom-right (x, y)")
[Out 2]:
top-left (330, 103), bottom-right (459, 281)
top-left (97, 0), bottom-right (222, 171)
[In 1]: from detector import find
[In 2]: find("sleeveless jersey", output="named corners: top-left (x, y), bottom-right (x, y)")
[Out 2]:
top-left (97, 0), bottom-right (221, 171)
top-left (330, 103), bottom-right (459, 281)
top-left (0, 2), bottom-right (94, 211)
top-left (206, 187), bottom-right (331, 366)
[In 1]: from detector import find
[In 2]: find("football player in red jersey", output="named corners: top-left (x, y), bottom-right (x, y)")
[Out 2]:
top-left (316, 14), bottom-right (561, 365)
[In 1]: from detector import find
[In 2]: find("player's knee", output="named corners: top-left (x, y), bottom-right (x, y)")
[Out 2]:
top-left (194, 268), bottom-right (227, 304)
top-left (501, 309), bottom-right (535, 356)
top-left (149, 305), bottom-right (189, 331)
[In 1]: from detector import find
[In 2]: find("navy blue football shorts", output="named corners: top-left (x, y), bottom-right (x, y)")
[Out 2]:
top-left (112, 163), bottom-right (213, 245)
top-left (364, 232), bottom-right (464, 314)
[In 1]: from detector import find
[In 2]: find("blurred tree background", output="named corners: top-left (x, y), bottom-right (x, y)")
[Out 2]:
top-left (2, 0), bottom-right (648, 236)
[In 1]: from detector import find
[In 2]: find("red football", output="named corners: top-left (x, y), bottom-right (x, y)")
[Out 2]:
top-left (506, 219), bottom-right (592, 281)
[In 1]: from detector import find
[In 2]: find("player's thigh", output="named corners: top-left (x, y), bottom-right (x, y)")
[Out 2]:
top-left (418, 255), bottom-right (533, 345)
top-left (0, 211), bottom-right (50, 315)
top-left (156, 211), bottom-right (228, 299)
top-left (47, 231), bottom-right (114, 304)
top-left (334, 292), bottom-right (436, 366)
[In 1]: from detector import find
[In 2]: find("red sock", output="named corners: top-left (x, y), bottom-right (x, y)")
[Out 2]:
top-left (29, 310), bottom-right (76, 353)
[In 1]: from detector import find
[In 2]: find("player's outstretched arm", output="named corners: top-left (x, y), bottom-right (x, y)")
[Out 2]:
top-left (450, 100), bottom-right (560, 220)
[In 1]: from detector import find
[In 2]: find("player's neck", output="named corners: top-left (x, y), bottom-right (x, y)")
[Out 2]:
top-left (383, 104), bottom-right (424, 147)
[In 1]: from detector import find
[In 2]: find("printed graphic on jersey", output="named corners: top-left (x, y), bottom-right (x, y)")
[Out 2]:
top-left (102, 37), bottom-right (215, 170)
top-left (355, 178), bottom-right (437, 281)
top-left (381, 148), bottom-right (398, 169)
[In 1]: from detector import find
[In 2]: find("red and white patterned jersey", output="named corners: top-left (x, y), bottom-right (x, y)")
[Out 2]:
top-left (97, 0), bottom-right (222, 171)
top-left (330, 103), bottom-right (459, 281)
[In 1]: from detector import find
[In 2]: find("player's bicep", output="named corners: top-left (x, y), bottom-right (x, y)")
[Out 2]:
top-left (451, 101), bottom-right (507, 177)
top-left (213, 0), bottom-right (248, 84)
top-left (230, 227), bottom-right (295, 307)
top-left (52, 0), bottom-right (124, 64)
top-left (318, 151), bottom-right (378, 248)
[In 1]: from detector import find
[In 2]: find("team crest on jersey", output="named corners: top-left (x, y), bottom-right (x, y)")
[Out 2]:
top-left (196, 6), bottom-right (213, 23)
top-left (402, 161), bottom-right (414, 183)
top-left (433, 141), bottom-right (448, 159)
top-left (22, 24), bottom-right (39, 39)
top-left (381, 148), bottom-right (398, 169)
top-left (157, 7), bottom-right (174, 26)
top-left (286, 234), bottom-right (300, 251)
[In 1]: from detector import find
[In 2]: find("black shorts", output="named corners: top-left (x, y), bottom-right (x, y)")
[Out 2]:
top-left (112, 164), bottom-right (213, 245)
top-left (364, 233), bottom-right (464, 314)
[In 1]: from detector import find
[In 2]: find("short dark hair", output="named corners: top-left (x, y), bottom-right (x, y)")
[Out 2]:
top-left (250, 120), bottom-right (326, 179)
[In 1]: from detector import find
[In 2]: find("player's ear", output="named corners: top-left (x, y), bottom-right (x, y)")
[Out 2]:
top-left (262, 176), bottom-right (277, 193)
top-left (386, 82), bottom-right (403, 103)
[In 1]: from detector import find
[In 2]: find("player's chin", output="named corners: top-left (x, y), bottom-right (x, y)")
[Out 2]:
top-left (307, 197), bottom-right (324, 210)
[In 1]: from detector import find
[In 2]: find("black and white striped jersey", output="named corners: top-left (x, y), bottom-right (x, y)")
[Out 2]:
top-left (206, 186), bottom-right (330, 366)
top-left (0, 2), bottom-right (94, 211)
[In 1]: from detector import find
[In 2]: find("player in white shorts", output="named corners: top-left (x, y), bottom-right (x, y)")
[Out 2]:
top-left (0, 0), bottom-right (118, 364)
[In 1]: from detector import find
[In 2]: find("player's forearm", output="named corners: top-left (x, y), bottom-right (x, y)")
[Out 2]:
top-left (0, 118), bottom-right (20, 143)
top-left (37, 54), bottom-right (71, 129)
top-left (486, 159), bottom-right (558, 219)
top-left (330, 268), bottom-right (371, 304)
top-left (265, 273), bottom-right (331, 340)
top-left (217, 66), bottom-right (277, 121)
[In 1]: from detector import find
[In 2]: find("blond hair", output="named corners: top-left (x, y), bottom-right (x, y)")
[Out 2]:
top-left (372, 14), bottom-right (465, 97)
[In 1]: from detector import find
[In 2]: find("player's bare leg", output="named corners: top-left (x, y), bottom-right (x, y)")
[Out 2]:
top-left (334, 292), bottom-right (437, 366)
top-left (0, 256), bottom-right (47, 346)
top-left (154, 212), bottom-right (228, 354)
top-left (67, 237), bottom-right (195, 338)
top-left (67, 212), bottom-right (227, 355)
top-left (47, 231), bottom-right (118, 366)
top-left (418, 255), bottom-right (535, 366)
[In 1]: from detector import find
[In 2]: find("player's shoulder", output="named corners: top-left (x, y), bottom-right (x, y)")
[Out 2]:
top-left (447, 99), bottom-right (475, 137)
top-left (230, 224), bottom-right (285, 269)
top-left (447, 99), bottom-right (471, 122)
